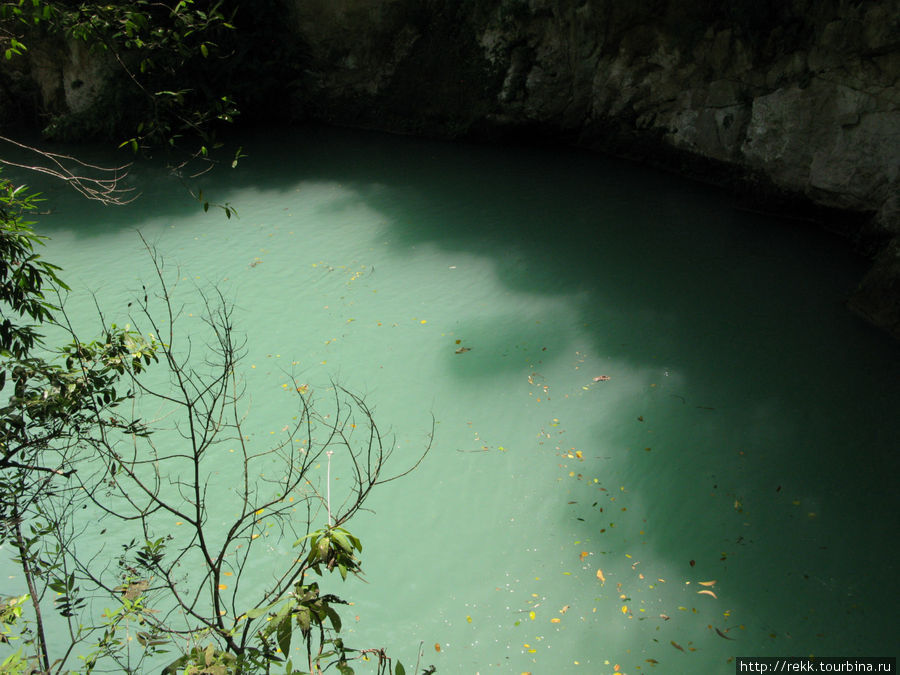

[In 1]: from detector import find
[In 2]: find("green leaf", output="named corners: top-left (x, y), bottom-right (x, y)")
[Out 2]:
top-left (276, 615), bottom-right (292, 656)
top-left (245, 599), bottom-right (280, 620)
top-left (330, 530), bottom-right (353, 554)
top-left (395, 662), bottom-right (406, 675)
top-left (324, 605), bottom-right (342, 633)
top-left (200, 42), bottom-right (208, 58)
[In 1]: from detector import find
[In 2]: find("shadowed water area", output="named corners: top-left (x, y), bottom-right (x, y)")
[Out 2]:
top-left (5, 125), bottom-right (899, 673)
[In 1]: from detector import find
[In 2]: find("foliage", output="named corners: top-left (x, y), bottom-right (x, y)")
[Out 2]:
top-left (1, 0), bottom-right (237, 151)
top-left (1, 0), bottom-right (304, 153)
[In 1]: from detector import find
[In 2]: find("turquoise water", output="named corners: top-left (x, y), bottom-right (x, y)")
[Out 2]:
top-left (4, 125), bottom-right (899, 673)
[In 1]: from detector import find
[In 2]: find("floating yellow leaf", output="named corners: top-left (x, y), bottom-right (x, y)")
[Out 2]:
top-left (434, 643), bottom-right (441, 652)
top-left (698, 589), bottom-right (718, 599)
top-left (550, 618), bottom-right (561, 623)
top-left (560, 605), bottom-right (570, 614)
top-left (529, 611), bottom-right (536, 620)
top-left (579, 551), bottom-right (589, 561)
top-left (671, 640), bottom-right (685, 652)
top-left (621, 605), bottom-right (628, 614)
top-left (218, 584), bottom-right (227, 590)
top-left (466, 615), bottom-right (472, 623)
top-left (596, 569), bottom-right (606, 584)
top-left (698, 580), bottom-right (717, 587)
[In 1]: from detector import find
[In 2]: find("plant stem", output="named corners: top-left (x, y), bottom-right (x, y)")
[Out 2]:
top-left (12, 494), bottom-right (51, 673)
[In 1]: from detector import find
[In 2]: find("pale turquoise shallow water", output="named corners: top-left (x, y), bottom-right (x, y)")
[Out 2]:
top-left (4, 126), bottom-right (899, 673)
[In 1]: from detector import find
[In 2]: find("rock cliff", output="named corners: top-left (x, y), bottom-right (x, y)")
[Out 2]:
top-left (290, 0), bottom-right (899, 337)
top-left (4, 0), bottom-right (898, 336)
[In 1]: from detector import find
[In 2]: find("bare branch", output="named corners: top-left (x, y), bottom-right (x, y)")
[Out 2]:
top-left (0, 135), bottom-right (138, 205)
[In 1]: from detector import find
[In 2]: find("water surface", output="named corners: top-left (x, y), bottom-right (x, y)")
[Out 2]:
top-left (6, 125), bottom-right (899, 673)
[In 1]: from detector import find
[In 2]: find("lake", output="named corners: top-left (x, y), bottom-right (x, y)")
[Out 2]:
top-left (4, 124), bottom-right (899, 673)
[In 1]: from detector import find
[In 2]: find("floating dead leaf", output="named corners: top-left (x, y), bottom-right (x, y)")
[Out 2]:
top-left (593, 375), bottom-right (611, 382)
top-left (217, 584), bottom-right (227, 590)
top-left (434, 643), bottom-right (441, 652)
top-left (689, 559), bottom-right (696, 567)
top-left (560, 605), bottom-right (570, 614)
top-left (646, 658), bottom-right (659, 664)
top-left (550, 617), bottom-right (561, 623)
top-left (697, 590), bottom-right (718, 599)
top-left (579, 551), bottom-right (589, 561)
top-left (670, 640), bottom-right (685, 652)
top-left (455, 339), bottom-right (461, 344)
top-left (455, 347), bottom-right (471, 354)
top-left (716, 628), bottom-right (735, 640)
top-left (637, 416), bottom-right (644, 422)
top-left (596, 569), bottom-right (606, 584)
top-left (659, 614), bottom-right (670, 620)
top-left (698, 580), bottom-right (717, 587)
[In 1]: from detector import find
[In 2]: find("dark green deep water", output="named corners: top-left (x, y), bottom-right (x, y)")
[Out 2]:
top-left (3, 126), bottom-right (899, 673)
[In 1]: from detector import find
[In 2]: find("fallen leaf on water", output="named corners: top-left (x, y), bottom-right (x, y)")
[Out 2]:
top-left (560, 605), bottom-right (570, 613)
top-left (434, 643), bottom-right (441, 652)
top-left (529, 611), bottom-right (535, 620)
top-left (646, 659), bottom-right (659, 664)
top-left (689, 560), bottom-right (696, 567)
top-left (455, 339), bottom-right (461, 344)
top-left (659, 614), bottom-right (670, 620)
top-left (217, 584), bottom-right (227, 590)
top-left (455, 347), bottom-right (471, 354)
top-left (671, 640), bottom-right (685, 652)
top-left (716, 628), bottom-right (735, 640)
top-left (698, 580), bottom-right (717, 587)
top-left (637, 416), bottom-right (644, 422)
top-left (550, 617), bottom-right (561, 623)
top-left (593, 375), bottom-right (611, 382)
top-left (697, 590), bottom-right (718, 599)
top-left (596, 569), bottom-right (606, 584)
top-left (579, 551), bottom-right (589, 561)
